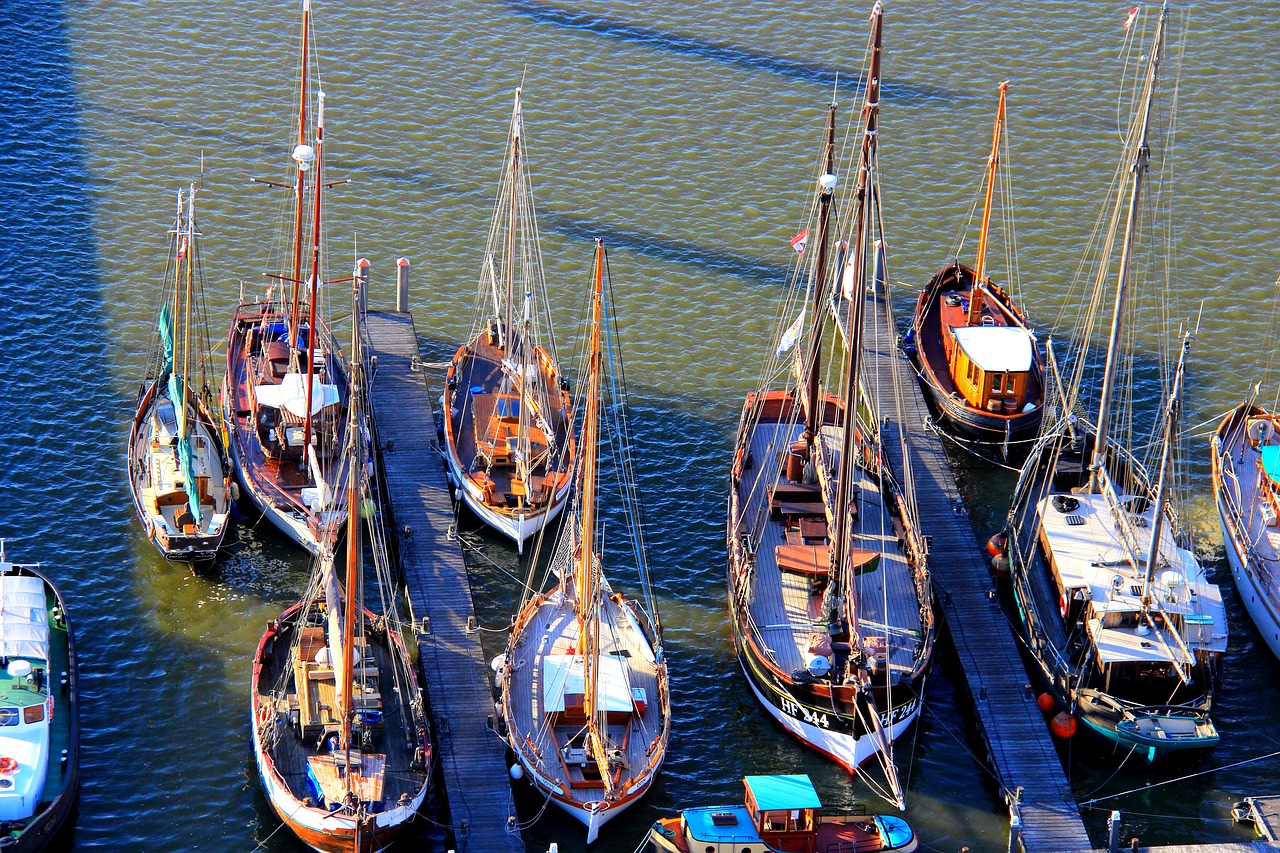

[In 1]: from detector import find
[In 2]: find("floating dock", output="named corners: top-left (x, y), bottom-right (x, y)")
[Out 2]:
top-left (364, 308), bottom-right (525, 853)
top-left (857, 285), bottom-right (1093, 852)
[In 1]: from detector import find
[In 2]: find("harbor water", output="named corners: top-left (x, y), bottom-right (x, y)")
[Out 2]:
top-left (5, 0), bottom-right (1280, 849)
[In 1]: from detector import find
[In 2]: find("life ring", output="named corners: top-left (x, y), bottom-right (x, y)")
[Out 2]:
top-left (0, 757), bottom-right (18, 775)
top-left (258, 704), bottom-right (272, 727)
top-left (1248, 418), bottom-right (1276, 448)
top-left (1059, 593), bottom-right (1069, 619)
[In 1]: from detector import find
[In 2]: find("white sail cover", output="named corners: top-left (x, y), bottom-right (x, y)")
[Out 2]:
top-left (542, 654), bottom-right (633, 713)
top-left (255, 372), bottom-right (340, 418)
top-left (0, 575), bottom-right (48, 662)
top-left (950, 325), bottom-right (1034, 373)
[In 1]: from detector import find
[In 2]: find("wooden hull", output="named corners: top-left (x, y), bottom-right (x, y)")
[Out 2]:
top-left (441, 332), bottom-right (573, 552)
top-left (0, 567), bottom-right (80, 852)
top-left (127, 378), bottom-right (231, 567)
top-left (1212, 403), bottom-right (1280, 662)
top-left (251, 601), bottom-right (430, 853)
top-left (224, 302), bottom-right (350, 554)
top-left (909, 263), bottom-right (1043, 443)
top-left (726, 389), bottom-right (932, 774)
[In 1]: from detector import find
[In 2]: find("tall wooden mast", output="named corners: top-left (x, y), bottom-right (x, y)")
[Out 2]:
top-left (966, 81), bottom-right (1007, 327)
top-left (339, 276), bottom-right (362, 789)
top-left (288, 0), bottom-right (312, 352)
top-left (1090, 0), bottom-right (1169, 492)
top-left (801, 102), bottom-right (839, 441)
top-left (301, 90), bottom-right (325, 455)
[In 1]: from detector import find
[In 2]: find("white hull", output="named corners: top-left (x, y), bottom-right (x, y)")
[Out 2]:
top-left (444, 450), bottom-right (569, 551)
top-left (739, 658), bottom-right (919, 775)
top-left (1218, 487), bottom-right (1280, 661)
top-left (512, 749), bottom-right (645, 844)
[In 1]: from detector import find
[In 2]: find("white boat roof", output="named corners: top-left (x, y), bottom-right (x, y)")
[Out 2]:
top-left (542, 653), bottom-right (634, 713)
top-left (0, 574), bottom-right (48, 662)
top-left (1039, 491), bottom-right (1227, 664)
top-left (255, 372), bottom-right (340, 419)
top-left (950, 325), bottom-right (1034, 372)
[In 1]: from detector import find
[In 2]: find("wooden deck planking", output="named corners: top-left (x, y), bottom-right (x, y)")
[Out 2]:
top-left (857, 287), bottom-right (1093, 853)
top-left (364, 311), bottom-right (524, 853)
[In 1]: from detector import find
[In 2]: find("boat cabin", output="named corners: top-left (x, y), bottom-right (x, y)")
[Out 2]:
top-left (946, 325), bottom-right (1035, 414)
top-left (1257, 445), bottom-right (1280, 526)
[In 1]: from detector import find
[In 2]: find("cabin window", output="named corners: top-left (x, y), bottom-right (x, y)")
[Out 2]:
top-left (0, 709), bottom-right (17, 727)
top-left (967, 361), bottom-right (978, 385)
top-left (22, 705), bottom-right (42, 724)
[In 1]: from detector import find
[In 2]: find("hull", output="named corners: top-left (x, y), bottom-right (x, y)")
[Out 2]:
top-left (441, 333), bottom-right (574, 552)
top-left (1212, 404), bottom-right (1280, 661)
top-left (910, 263), bottom-right (1043, 444)
top-left (251, 602), bottom-right (430, 853)
top-left (224, 302), bottom-right (350, 554)
top-left (127, 379), bottom-right (231, 567)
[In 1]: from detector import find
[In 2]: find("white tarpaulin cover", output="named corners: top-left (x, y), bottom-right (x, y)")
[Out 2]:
top-left (951, 325), bottom-right (1034, 373)
top-left (255, 372), bottom-right (340, 419)
top-left (542, 653), bottom-right (633, 713)
top-left (0, 575), bottom-right (48, 662)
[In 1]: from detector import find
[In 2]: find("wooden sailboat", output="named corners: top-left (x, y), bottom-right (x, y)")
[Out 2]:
top-left (1003, 1), bottom-right (1226, 762)
top-left (442, 88), bottom-right (574, 553)
top-left (224, 0), bottom-right (350, 555)
top-left (498, 240), bottom-right (668, 843)
top-left (726, 2), bottom-right (934, 803)
top-left (251, 281), bottom-right (430, 852)
top-left (0, 541), bottom-right (79, 850)
top-left (128, 185), bottom-right (233, 567)
top-left (1212, 369), bottom-right (1280, 662)
top-left (908, 83), bottom-right (1044, 447)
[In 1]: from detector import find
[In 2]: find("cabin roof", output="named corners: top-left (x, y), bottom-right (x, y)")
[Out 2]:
top-left (950, 325), bottom-right (1034, 372)
top-left (744, 774), bottom-right (822, 811)
top-left (1262, 445), bottom-right (1280, 483)
top-left (682, 805), bottom-right (759, 842)
top-left (255, 372), bottom-right (340, 418)
top-left (541, 653), bottom-right (635, 713)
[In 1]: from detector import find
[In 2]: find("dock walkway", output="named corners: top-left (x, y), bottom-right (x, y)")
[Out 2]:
top-left (857, 286), bottom-right (1093, 853)
top-left (364, 309), bottom-right (524, 853)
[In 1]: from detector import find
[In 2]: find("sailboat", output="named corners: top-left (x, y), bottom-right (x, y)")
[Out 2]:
top-left (726, 2), bottom-right (934, 803)
top-left (908, 82), bottom-right (1044, 447)
top-left (0, 542), bottom-right (79, 849)
top-left (497, 240), bottom-right (668, 843)
top-left (1212, 334), bottom-right (1280, 662)
top-left (1003, 0), bottom-right (1226, 762)
top-left (224, 0), bottom-right (350, 555)
top-left (251, 280), bottom-right (430, 852)
top-left (128, 185), bottom-right (233, 567)
top-left (442, 88), bottom-right (575, 553)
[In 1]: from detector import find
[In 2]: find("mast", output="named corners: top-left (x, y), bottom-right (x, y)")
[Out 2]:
top-left (301, 90), bottom-right (325, 456)
top-left (503, 89), bottom-right (522, 354)
top-left (831, 1), bottom-right (883, 627)
top-left (288, 0), bottom-right (312, 352)
top-left (180, 186), bottom-right (196, 444)
top-left (577, 239), bottom-right (613, 794)
top-left (801, 102), bottom-right (839, 441)
top-left (1090, 0), bottom-right (1169, 492)
top-left (339, 274), bottom-right (362, 794)
top-left (966, 81), bottom-right (1007, 326)
top-left (1140, 331), bottom-right (1189, 608)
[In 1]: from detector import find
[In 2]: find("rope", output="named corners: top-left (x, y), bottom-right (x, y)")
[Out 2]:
top-left (1083, 749), bottom-right (1280, 807)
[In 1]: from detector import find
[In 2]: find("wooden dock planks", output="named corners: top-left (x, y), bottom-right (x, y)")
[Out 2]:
top-left (364, 310), bottom-right (525, 853)
top-left (857, 287), bottom-right (1093, 853)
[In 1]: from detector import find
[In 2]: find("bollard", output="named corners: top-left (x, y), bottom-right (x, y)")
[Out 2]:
top-left (355, 257), bottom-right (370, 314)
top-left (396, 256), bottom-right (410, 311)
top-left (1108, 810), bottom-right (1121, 853)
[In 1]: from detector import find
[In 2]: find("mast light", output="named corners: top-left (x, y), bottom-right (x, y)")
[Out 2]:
top-left (820, 173), bottom-right (837, 194)
top-left (293, 144), bottom-right (316, 171)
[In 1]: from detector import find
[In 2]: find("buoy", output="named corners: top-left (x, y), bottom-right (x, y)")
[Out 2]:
top-left (1050, 711), bottom-right (1078, 739)
top-left (490, 653), bottom-right (507, 673)
top-left (986, 532), bottom-right (1007, 558)
top-left (0, 757), bottom-right (17, 775)
top-left (991, 554), bottom-right (1011, 575)
top-left (1036, 693), bottom-right (1056, 713)
top-left (509, 764), bottom-right (524, 780)
top-left (1059, 593), bottom-right (1069, 619)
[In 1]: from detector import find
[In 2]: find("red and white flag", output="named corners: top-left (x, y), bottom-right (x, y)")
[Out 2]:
top-left (790, 228), bottom-right (809, 254)
top-left (1123, 6), bottom-right (1139, 29)
top-left (177, 236), bottom-right (188, 261)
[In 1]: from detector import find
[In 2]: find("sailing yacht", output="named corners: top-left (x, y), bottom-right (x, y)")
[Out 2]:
top-left (224, 0), bottom-right (350, 555)
top-left (251, 283), bottom-right (430, 852)
top-left (128, 185), bottom-right (233, 568)
top-left (498, 240), bottom-right (668, 843)
top-left (727, 2), bottom-right (934, 802)
top-left (442, 88), bottom-right (574, 553)
top-left (1003, 1), bottom-right (1226, 762)
top-left (909, 83), bottom-right (1044, 447)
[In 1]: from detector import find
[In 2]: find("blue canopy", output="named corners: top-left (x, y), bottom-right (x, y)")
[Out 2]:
top-left (744, 775), bottom-right (822, 812)
top-left (1263, 445), bottom-right (1280, 484)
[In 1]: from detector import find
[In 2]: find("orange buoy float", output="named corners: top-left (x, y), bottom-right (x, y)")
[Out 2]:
top-left (986, 532), bottom-right (1007, 558)
top-left (1036, 693), bottom-right (1056, 713)
top-left (1050, 711), bottom-right (1078, 739)
top-left (0, 757), bottom-right (18, 775)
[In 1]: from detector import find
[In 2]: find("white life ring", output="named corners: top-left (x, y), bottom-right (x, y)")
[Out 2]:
top-left (1059, 593), bottom-right (1069, 619)
top-left (1248, 418), bottom-right (1276, 448)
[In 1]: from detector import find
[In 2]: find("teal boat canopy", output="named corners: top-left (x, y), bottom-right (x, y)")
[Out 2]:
top-left (1262, 445), bottom-right (1280, 484)
top-left (744, 775), bottom-right (822, 812)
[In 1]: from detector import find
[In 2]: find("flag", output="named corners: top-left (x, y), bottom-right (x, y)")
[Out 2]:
top-left (777, 311), bottom-right (805, 356)
top-left (790, 228), bottom-right (809, 254)
top-left (1123, 6), bottom-right (1139, 29)
top-left (869, 1), bottom-right (882, 22)
top-left (176, 237), bottom-right (188, 261)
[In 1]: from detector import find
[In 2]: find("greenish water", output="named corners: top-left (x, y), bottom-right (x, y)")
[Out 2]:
top-left (4, 0), bottom-right (1280, 850)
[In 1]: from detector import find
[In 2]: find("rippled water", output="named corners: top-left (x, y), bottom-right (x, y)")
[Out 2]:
top-left (5, 0), bottom-right (1280, 850)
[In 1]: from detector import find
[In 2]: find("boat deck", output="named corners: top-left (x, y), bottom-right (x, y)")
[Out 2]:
top-left (859, 283), bottom-right (1092, 852)
top-left (364, 310), bottom-right (524, 853)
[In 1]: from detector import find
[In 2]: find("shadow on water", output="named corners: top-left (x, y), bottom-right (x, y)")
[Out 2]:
top-left (498, 0), bottom-right (956, 107)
